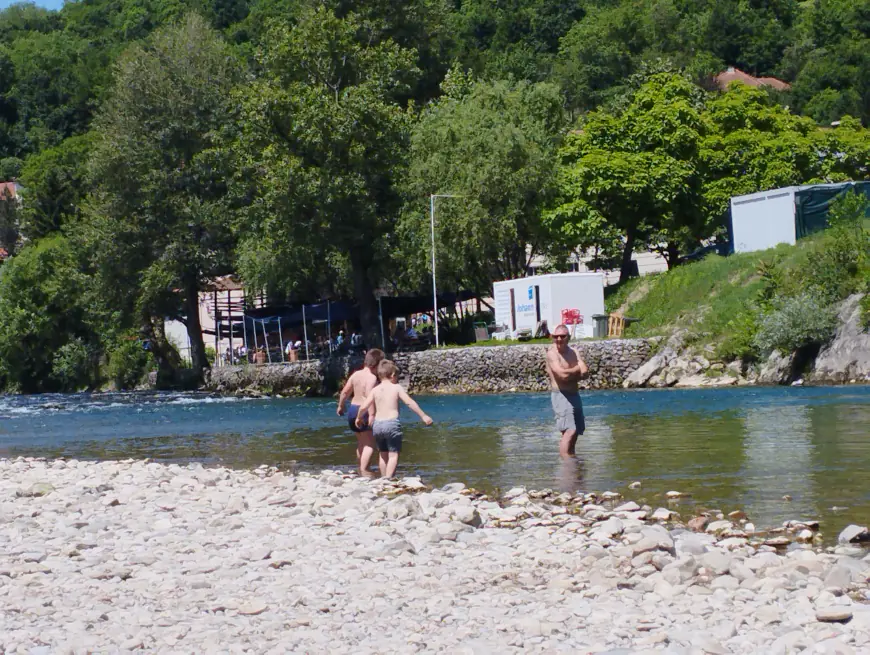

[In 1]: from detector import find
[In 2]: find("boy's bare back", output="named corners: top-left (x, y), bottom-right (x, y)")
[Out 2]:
top-left (349, 368), bottom-right (378, 405)
top-left (356, 360), bottom-right (433, 429)
top-left (370, 380), bottom-right (403, 421)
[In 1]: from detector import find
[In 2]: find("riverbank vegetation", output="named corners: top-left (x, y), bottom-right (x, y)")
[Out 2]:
top-left (608, 192), bottom-right (870, 363)
top-left (0, 0), bottom-right (869, 391)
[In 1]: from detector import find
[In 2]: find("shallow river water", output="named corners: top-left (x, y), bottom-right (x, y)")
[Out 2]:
top-left (1, 386), bottom-right (869, 540)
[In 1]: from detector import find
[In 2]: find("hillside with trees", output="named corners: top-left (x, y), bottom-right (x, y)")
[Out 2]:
top-left (0, 0), bottom-right (868, 391)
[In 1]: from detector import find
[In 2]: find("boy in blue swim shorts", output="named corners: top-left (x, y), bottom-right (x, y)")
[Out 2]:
top-left (337, 348), bottom-right (384, 475)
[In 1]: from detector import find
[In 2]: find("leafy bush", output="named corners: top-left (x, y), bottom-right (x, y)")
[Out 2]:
top-left (803, 191), bottom-right (870, 303)
top-left (0, 157), bottom-right (22, 180)
top-left (105, 335), bottom-right (151, 390)
top-left (52, 339), bottom-right (97, 391)
top-left (0, 235), bottom-right (98, 392)
top-left (715, 309), bottom-right (760, 362)
top-left (754, 293), bottom-right (838, 355)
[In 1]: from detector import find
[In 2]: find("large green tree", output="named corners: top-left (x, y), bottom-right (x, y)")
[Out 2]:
top-left (0, 234), bottom-right (98, 392)
top-left (230, 6), bottom-right (418, 346)
top-left (787, 0), bottom-right (870, 125)
top-left (398, 73), bottom-right (566, 295)
top-left (450, 0), bottom-right (586, 82)
top-left (699, 82), bottom-right (821, 222)
top-left (84, 13), bottom-right (240, 378)
top-left (5, 31), bottom-right (95, 152)
top-left (18, 132), bottom-right (93, 239)
top-left (547, 73), bottom-right (707, 280)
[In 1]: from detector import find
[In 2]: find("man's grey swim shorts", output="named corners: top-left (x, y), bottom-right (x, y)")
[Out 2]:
top-left (551, 391), bottom-right (585, 434)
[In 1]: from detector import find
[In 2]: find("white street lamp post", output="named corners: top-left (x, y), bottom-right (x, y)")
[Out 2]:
top-left (430, 193), bottom-right (462, 347)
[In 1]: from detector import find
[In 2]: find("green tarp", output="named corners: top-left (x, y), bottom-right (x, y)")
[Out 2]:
top-left (794, 181), bottom-right (870, 239)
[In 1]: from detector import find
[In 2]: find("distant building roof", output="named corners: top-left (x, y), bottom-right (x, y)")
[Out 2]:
top-left (714, 67), bottom-right (791, 92)
top-left (0, 181), bottom-right (18, 200)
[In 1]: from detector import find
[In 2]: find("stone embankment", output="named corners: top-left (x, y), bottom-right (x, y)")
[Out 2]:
top-left (394, 339), bottom-right (655, 394)
top-left (203, 293), bottom-right (869, 395)
top-left (4, 457), bottom-right (870, 653)
top-left (205, 338), bottom-right (657, 396)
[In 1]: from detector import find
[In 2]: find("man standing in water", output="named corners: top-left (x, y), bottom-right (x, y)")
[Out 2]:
top-left (337, 349), bottom-right (384, 476)
top-left (546, 325), bottom-right (589, 457)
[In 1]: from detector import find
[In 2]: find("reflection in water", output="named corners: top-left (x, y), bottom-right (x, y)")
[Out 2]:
top-left (557, 456), bottom-right (585, 493)
top-left (575, 418), bottom-right (613, 493)
top-left (741, 405), bottom-right (813, 529)
top-left (3, 387), bottom-right (870, 540)
top-left (808, 403), bottom-right (870, 537)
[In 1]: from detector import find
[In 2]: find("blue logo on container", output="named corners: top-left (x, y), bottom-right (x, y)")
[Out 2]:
top-left (528, 286), bottom-right (533, 300)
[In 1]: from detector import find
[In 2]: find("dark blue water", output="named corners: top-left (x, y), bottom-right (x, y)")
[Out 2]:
top-left (2, 386), bottom-right (870, 537)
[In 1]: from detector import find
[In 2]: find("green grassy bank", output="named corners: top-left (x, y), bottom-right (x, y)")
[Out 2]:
top-left (605, 207), bottom-right (870, 363)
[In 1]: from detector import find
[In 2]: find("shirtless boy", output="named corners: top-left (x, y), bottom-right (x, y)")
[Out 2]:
top-left (355, 360), bottom-right (433, 478)
top-left (337, 348), bottom-right (384, 475)
top-left (545, 324), bottom-right (589, 457)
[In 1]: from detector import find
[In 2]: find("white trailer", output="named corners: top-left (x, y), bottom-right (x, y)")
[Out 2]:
top-left (730, 187), bottom-right (800, 253)
top-left (730, 182), bottom-right (870, 254)
top-left (492, 272), bottom-right (605, 339)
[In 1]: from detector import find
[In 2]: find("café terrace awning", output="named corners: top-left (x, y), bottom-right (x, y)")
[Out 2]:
top-left (242, 291), bottom-right (477, 328)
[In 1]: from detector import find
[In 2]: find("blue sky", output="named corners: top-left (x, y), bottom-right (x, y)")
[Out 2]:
top-left (0, 0), bottom-right (65, 10)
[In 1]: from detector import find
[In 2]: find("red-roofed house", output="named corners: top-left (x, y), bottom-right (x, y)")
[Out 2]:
top-left (714, 67), bottom-right (791, 92)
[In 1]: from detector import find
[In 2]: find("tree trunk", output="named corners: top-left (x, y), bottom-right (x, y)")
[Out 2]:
top-left (183, 278), bottom-right (210, 377)
top-left (350, 249), bottom-right (381, 350)
top-left (619, 225), bottom-right (637, 283)
top-left (141, 312), bottom-right (182, 387)
top-left (665, 242), bottom-right (681, 269)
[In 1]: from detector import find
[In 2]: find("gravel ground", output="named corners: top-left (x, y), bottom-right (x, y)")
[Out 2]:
top-left (2, 457), bottom-right (869, 654)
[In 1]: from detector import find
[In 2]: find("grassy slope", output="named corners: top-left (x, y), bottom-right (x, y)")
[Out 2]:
top-left (604, 238), bottom-right (816, 346)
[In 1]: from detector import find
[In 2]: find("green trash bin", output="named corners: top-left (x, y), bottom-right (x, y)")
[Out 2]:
top-left (592, 314), bottom-right (608, 338)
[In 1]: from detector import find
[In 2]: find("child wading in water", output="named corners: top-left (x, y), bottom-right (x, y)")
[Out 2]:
top-left (355, 360), bottom-right (433, 478)
top-left (336, 348), bottom-right (384, 476)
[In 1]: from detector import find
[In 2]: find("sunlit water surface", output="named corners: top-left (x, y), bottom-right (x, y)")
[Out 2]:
top-left (1, 386), bottom-right (869, 540)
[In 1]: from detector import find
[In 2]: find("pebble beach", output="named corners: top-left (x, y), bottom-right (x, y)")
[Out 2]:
top-left (3, 458), bottom-right (870, 654)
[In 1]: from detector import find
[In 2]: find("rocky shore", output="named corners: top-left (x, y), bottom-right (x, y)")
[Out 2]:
top-left (3, 458), bottom-right (870, 653)
top-left (624, 294), bottom-right (870, 390)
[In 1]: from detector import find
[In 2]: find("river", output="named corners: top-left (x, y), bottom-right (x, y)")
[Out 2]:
top-left (1, 386), bottom-right (869, 540)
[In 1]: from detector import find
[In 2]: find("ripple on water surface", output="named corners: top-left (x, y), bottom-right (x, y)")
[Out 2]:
top-left (2, 386), bottom-right (870, 540)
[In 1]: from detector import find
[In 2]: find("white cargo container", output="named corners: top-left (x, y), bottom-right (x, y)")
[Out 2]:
top-left (729, 182), bottom-right (870, 254)
top-left (492, 272), bottom-right (605, 339)
top-left (730, 187), bottom-right (800, 253)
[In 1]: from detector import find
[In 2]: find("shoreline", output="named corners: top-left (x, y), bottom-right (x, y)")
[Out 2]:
top-left (3, 458), bottom-right (870, 653)
top-left (216, 378), bottom-right (870, 399)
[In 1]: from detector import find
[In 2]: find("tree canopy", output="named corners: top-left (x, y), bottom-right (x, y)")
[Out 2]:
top-left (548, 73), bottom-right (707, 279)
top-left (229, 6), bottom-right (419, 345)
top-left (399, 74), bottom-right (566, 295)
top-left (0, 0), bottom-right (868, 390)
top-left (84, 13), bottom-right (241, 378)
